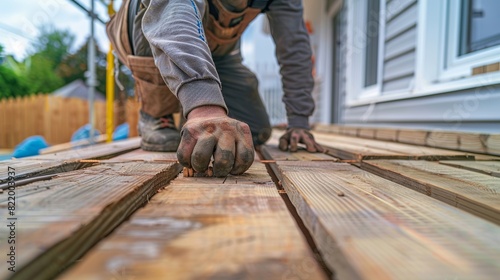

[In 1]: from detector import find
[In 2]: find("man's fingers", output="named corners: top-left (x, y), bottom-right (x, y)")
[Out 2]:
top-left (279, 136), bottom-right (289, 151)
top-left (231, 140), bottom-right (254, 175)
top-left (315, 142), bottom-right (325, 153)
top-left (213, 136), bottom-right (235, 177)
top-left (302, 133), bottom-right (318, 152)
top-left (191, 135), bottom-right (217, 173)
top-left (177, 128), bottom-right (197, 168)
top-left (231, 124), bottom-right (254, 175)
top-left (289, 131), bottom-right (300, 152)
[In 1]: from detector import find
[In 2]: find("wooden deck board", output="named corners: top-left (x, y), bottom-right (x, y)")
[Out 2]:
top-left (259, 133), bottom-right (338, 162)
top-left (312, 132), bottom-right (474, 161)
top-left (440, 161), bottom-right (500, 178)
top-left (271, 161), bottom-right (500, 279)
top-left (0, 138), bottom-right (141, 185)
top-left (0, 152), bottom-right (181, 280)
top-left (0, 160), bottom-right (95, 185)
top-left (362, 160), bottom-right (500, 224)
top-left (60, 162), bottom-right (327, 280)
top-left (33, 137), bottom-right (140, 161)
top-left (314, 125), bottom-right (500, 155)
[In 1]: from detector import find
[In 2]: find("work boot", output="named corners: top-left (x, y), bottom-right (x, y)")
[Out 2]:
top-left (138, 110), bottom-right (180, 152)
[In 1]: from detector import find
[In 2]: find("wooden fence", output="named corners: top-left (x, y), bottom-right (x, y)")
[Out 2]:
top-left (0, 95), bottom-right (140, 149)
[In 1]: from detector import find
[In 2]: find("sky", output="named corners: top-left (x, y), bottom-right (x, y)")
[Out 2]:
top-left (0, 0), bottom-right (121, 60)
top-left (0, 0), bottom-right (265, 64)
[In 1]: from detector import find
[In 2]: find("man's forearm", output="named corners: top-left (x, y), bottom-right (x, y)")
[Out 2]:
top-left (141, 0), bottom-right (228, 117)
top-left (266, 0), bottom-right (315, 129)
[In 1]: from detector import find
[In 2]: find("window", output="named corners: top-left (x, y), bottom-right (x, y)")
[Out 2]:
top-left (364, 0), bottom-right (380, 87)
top-left (346, 0), bottom-right (384, 103)
top-left (441, 0), bottom-right (500, 81)
top-left (460, 0), bottom-right (500, 55)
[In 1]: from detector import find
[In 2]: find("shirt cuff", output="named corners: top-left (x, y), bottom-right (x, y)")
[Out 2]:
top-left (287, 115), bottom-right (310, 130)
top-left (177, 79), bottom-right (228, 118)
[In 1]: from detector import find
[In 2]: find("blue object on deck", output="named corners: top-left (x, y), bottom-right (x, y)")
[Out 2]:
top-left (0, 154), bottom-right (12, 161)
top-left (71, 124), bottom-right (102, 142)
top-left (113, 123), bottom-right (130, 141)
top-left (12, 136), bottom-right (49, 158)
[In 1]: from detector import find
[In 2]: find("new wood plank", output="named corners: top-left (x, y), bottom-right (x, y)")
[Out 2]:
top-left (440, 161), bottom-right (500, 178)
top-left (362, 160), bottom-right (500, 224)
top-left (0, 155), bottom-right (181, 280)
top-left (39, 135), bottom-right (107, 155)
top-left (358, 127), bottom-right (376, 139)
top-left (427, 131), bottom-right (460, 150)
top-left (315, 124), bottom-right (500, 156)
top-left (33, 137), bottom-right (140, 161)
top-left (313, 132), bottom-right (474, 161)
top-left (60, 162), bottom-right (327, 280)
top-left (273, 161), bottom-right (500, 279)
top-left (397, 129), bottom-right (428, 145)
top-left (374, 128), bottom-right (398, 141)
top-left (103, 148), bottom-right (178, 163)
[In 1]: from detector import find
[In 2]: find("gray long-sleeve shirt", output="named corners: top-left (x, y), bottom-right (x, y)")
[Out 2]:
top-left (141, 0), bottom-right (315, 129)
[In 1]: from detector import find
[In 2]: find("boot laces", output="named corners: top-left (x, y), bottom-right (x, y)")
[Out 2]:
top-left (153, 116), bottom-right (176, 130)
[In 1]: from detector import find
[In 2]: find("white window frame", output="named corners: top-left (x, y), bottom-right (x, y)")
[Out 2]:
top-left (345, 0), bottom-right (386, 104)
top-left (441, 0), bottom-right (500, 81)
top-left (414, 0), bottom-right (500, 96)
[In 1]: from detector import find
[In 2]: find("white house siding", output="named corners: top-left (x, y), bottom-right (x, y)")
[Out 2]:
top-left (315, 0), bottom-right (500, 133)
top-left (343, 85), bottom-right (500, 133)
top-left (382, 0), bottom-right (418, 93)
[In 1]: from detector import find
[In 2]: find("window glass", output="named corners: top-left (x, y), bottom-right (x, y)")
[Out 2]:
top-left (364, 0), bottom-right (380, 87)
top-left (461, 0), bottom-right (500, 55)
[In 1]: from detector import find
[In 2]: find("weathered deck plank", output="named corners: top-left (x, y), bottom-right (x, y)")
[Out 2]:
top-left (0, 152), bottom-right (181, 280)
top-left (362, 160), bottom-right (500, 224)
top-left (312, 132), bottom-right (474, 161)
top-left (258, 133), bottom-right (338, 162)
top-left (0, 138), bottom-right (141, 185)
top-left (272, 161), bottom-right (500, 279)
top-left (60, 162), bottom-right (327, 280)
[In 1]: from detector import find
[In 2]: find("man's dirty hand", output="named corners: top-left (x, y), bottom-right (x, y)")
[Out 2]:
top-left (279, 128), bottom-right (324, 153)
top-left (177, 106), bottom-right (254, 177)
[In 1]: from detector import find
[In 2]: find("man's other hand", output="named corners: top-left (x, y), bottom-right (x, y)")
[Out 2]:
top-left (279, 128), bottom-right (325, 153)
top-left (177, 106), bottom-right (254, 177)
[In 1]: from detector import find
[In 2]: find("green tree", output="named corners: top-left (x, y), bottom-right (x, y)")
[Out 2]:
top-left (24, 54), bottom-right (64, 94)
top-left (13, 25), bottom-right (75, 94)
top-left (0, 45), bottom-right (30, 99)
top-left (31, 25), bottom-right (75, 70)
top-left (57, 38), bottom-right (107, 94)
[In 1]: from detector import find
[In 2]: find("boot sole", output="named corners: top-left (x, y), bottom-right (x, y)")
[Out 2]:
top-left (141, 140), bottom-right (180, 152)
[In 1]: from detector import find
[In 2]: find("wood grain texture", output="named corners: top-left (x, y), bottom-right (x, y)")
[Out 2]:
top-left (39, 135), bottom-right (107, 155)
top-left (313, 132), bottom-right (474, 161)
top-left (275, 161), bottom-right (500, 279)
top-left (374, 128), bottom-right (398, 141)
top-left (314, 124), bottom-right (500, 155)
top-left (0, 159), bottom-right (95, 184)
top-left (0, 160), bottom-right (181, 280)
top-left (60, 162), bottom-right (327, 280)
top-left (440, 161), bottom-right (500, 178)
top-left (0, 138), bottom-right (141, 185)
top-left (33, 137), bottom-right (140, 161)
top-left (397, 129), bottom-right (428, 145)
top-left (362, 160), bottom-right (500, 224)
top-left (103, 148), bottom-right (179, 163)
